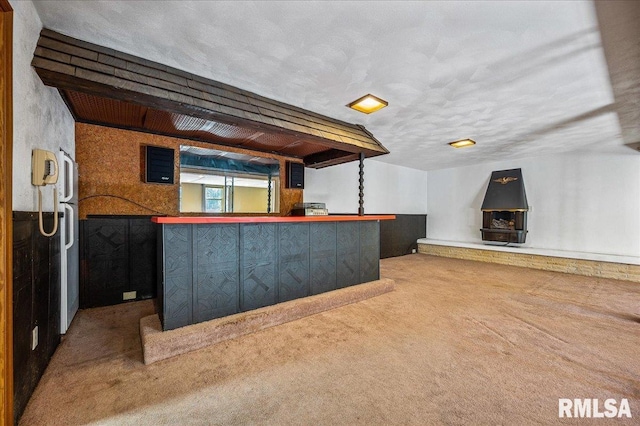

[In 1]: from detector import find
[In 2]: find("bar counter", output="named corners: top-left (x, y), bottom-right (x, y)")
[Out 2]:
top-left (152, 215), bottom-right (396, 224)
top-left (154, 215), bottom-right (395, 330)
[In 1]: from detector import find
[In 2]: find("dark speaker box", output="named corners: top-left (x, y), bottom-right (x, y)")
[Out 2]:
top-left (145, 146), bottom-right (174, 184)
top-left (286, 161), bottom-right (304, 189)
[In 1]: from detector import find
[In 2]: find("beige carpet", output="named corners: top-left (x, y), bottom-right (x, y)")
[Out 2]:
top-left (19, 254), bottom-right (640, 425)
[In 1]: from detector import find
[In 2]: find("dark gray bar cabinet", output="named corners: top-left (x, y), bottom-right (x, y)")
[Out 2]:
top-left (153, 215), bottom-right (395, 330)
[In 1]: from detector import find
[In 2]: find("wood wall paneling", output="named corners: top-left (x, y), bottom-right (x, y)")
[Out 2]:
top-left (379, 214), bottom-right (427, 259)
top-left (0, 1), bottom-right (13, 423)
top-left (75, 123), bottom-right (303, 218)
top-left (80, 217), bottom-right (157, 308)
top-left (12, 213), bottom-right (60, 424)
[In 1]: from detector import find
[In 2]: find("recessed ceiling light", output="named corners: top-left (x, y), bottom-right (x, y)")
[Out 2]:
top-left (347, 94), bottom-right (388, 114)
top-left (449, 138), bottom-right (476, 148)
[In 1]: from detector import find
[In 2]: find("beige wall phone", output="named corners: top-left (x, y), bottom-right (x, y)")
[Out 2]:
top-left (32, 149), bottom-right (59, 236)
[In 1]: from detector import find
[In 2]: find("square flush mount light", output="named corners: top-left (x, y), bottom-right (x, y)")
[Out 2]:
top-left (347, 94), bottom-right (388, 114)
top-left (448, 138), bottom-right (476, 148)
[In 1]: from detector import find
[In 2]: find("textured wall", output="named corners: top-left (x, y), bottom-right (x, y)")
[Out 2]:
top-left (418, 244), bottom-right (640, 283)
top-left (304, 160), bottom-right (428, 214)
top-left (12, 0), bottom-right (75, 211)
top-left (180, 183), bottom-right (202, 212)
top-left (180, 184), bottom-right (272, 213)
top-left (75, 123), bottom-right (302, 218)
top-left (426, 151), bottom-right (640, 258)
top-left (233, 186), bottom-right (270, 213)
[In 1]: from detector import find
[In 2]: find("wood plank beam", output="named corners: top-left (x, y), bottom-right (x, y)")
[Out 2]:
top-left (0, 1), bottom-right (13, 423)
top-left (31, 29), bottom-right (389, 168)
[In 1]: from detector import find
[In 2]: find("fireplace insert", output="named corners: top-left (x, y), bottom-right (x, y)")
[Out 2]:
top-left (480, 168), bottom-right (528, 244)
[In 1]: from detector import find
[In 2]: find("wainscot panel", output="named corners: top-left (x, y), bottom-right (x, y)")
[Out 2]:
top-left (12, 212), bottom-right (61, 424)
top-left (80, 216), bottom-right (157, 308)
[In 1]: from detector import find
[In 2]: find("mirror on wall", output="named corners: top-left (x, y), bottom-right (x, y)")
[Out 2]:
top-left (179, 145), bottom-right (280, 213)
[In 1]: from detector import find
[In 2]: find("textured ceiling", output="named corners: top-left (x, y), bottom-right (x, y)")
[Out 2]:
top-left (32, 0), bottom-right (628, 171)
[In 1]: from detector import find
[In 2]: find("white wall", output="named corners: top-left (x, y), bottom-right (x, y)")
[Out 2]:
top-left (304, 159), bottom-right (427, 214)
top-left (12, 0), bottom-right (75, 212)
top-left (427, 151), bottom-right (640, 257)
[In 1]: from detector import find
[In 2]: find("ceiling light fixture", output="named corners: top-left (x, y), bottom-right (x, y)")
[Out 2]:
top-left (449, 138), bottom-right (476, 148)
top-left (347, 94), bottom-right (388, 114)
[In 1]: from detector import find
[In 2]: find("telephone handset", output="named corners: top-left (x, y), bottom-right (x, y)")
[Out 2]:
top-left (31, 149), bottom-right (59, 237)
top-left (32, 149), bottom-right (59, 186)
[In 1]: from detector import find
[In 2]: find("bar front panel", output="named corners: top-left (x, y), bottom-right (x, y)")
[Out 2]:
top-left (159, 219), bottom-right (383, 330)
top-left (337, 221), bottom-right (361, 289)
top-left (278, 223), bottom-right (310, 303)
top-left (240, 224), bottom-right (278, 312)
top-left (195, 224), bottom-right (240, 322)
top-left (310, 222), bottom-right (337, 295)
top-left (162, 224), bottom-right (193, 330)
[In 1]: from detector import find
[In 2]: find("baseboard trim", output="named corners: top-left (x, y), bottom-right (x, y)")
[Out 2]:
top-left (418, 243), bottom-right (640, 283)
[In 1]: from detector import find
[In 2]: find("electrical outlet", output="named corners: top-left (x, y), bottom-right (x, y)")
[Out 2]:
top-left (31, 326), bottom-right (38, 351)
top-left (123, 291), bottom-right (137, 301)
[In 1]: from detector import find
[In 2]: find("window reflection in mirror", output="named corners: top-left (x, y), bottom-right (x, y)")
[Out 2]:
top-left (179, 145), bottom-right (280, 213)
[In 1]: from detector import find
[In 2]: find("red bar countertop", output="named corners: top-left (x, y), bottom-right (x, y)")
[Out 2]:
top-left (152, 215), bottom-right (396, 224)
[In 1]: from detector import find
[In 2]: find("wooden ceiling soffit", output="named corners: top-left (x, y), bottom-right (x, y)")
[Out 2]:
top-left (31, 29), bottom-right (389, 168)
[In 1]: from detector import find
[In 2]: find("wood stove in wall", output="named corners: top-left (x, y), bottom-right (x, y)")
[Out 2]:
top-left (480, 168), bottom-right (529, 244)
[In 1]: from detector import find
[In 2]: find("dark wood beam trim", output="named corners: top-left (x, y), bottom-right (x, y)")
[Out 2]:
top-left (37, 70), bottom-right (333, 149)
top-left (304, 150), bottom-right (361, 168)
top-left (33, 49), bottom-right (377, 147)
top-left (0, 1), bottom-right (13, 423)
top-left (38, 29), bottom-right (376, 144)
top-left (57, 89), bottom-right (79, 121)
top-left (32, 29), bottom-right (389, 156)
top-left (43, 71), bottom-right (388, 164)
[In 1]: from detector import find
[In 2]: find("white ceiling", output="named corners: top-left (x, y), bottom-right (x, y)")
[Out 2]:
top-left (180, 172), bottom-right (272, 189)
top-left (32, 0), bottom-right (627, 171)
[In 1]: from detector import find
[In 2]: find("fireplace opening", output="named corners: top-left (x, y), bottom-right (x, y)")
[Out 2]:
top-left (490, 211), bottom-right (515, 230)
top-left (481, 210), bottom-right (527, 243)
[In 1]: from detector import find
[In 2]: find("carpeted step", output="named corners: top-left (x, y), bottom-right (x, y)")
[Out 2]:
top-left (140, 278), bottom-right (395, 364)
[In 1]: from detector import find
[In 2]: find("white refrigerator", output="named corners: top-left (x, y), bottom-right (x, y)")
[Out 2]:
top-left (58, 149), bottom-right (79, 333)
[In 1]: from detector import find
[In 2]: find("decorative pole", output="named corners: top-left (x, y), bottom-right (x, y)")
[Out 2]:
top-left (267, 172), bottom-right (272, 214)
top-left (358, 152), bottom-right (365, 216)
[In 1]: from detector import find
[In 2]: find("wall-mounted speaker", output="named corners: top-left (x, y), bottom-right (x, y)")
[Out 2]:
top-left (145, 145), bottom-right (174, 184)
top-left (286, 161), bottom-right (304, 189)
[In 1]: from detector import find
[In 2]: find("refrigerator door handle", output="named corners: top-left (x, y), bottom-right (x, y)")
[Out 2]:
top-left (61, 153), bottom-right (74, 203)
top-left (64, 203), bottom-right (74, 250)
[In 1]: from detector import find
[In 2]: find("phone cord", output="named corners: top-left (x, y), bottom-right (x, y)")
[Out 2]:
top-left (38, 186), bottom-right (59, 237)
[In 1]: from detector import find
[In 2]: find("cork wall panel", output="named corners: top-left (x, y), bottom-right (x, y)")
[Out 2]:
top-left (75, 123), bottom-right (303, 218)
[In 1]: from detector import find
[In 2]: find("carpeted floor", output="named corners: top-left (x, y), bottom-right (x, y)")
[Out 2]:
top-left (19, 254), bottom-right (640, 425)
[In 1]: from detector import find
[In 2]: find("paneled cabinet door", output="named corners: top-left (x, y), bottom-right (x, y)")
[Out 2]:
top-left (81, 218), bottom-right (129, 308)
top-left (80, 217), bottom-right (157, 308)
